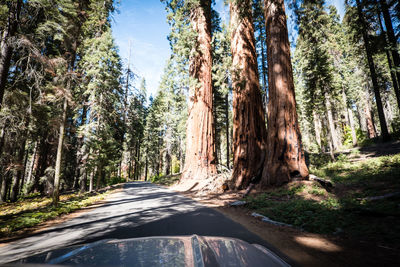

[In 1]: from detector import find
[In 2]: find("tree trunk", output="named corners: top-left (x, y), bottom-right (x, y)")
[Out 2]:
top-left (19, 142), bottom-right (30, 193)
top-left (165, 146), bottom-right (171, 176)
top-left (261, 0), bottom-right (309, 186)
top-left (128, 151), bottom-right (132, 180)
top-left (10, 137), bottom-right (27, 202)
top-left (325, 92), bottom-right (339, 150)
top-left (313, 110), bottom-right (322, 150)
top-left (136, 140), bottom-right (141, 180)
top-left (144, 152), bottom-right (148, 181)
top-left (355, 103), bottom-right (365, 132)
top-left (348, 108), bottom-right (357, 146)
top-left (385, 96), bottom-right (393, 130)
top-left (26, 141), bottom-right (38, 186)
top-left (379, 0), bottom-right (400, 111)
top-left (0, 120), bottom-right (8, 159)
top-left (75, 103), bottom-right (88, 192)
top-left (364, 86), bottom-right (377, 138)
top-left (342, 88), bottom-right (357, 146)
top-left (328, 136), bottom-right (335, 162)
top-left (230, 0), bottom-right (267, 189)
top-left (53, 98), bottom-right (67, 206)
top-left (96, 163), bottom-right (102, 190)
top-left (80, 170), bottom-right (87, 193)
top-left (0, 174), bottom-right (10, 203)
top-left (182, 0), bottom-right (217, 181)
top-left (377, 10), bottom-right (400, 111)
top-left (225, 93), bottom-right (230, 169)
top-left (356, 0), bottom-right (390, 141)
top-left (261, 35), bottom-right (269, 120)
top-left (0, 0), bottom-right (21, 110)
top-left (89, 166), bottom-right (96, 192)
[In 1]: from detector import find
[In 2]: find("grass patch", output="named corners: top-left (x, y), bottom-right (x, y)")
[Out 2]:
top-left (152, 173), bottom-right (181, 186)
top-left (245, 153), bottom-right (400, 248)
top-left (311, 154), bottom-right (400, 196)
top-left (0, 190), bottom-right (116, 238)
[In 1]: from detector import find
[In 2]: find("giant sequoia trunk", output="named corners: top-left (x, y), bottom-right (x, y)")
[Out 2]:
top-left (181, 0), bottom-right (217, 181)
top-left (230, 0), bottom-right (267, 189)
top-left (0, 0), bottom-right (21, 109)
top-left (356, 0), bottom-right (390, 141)
top-left (261, 0), bottom-right (309, 186)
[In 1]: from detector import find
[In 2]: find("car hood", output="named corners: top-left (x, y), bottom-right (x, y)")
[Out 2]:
top-left (10, 235), bottom-right (290, 267)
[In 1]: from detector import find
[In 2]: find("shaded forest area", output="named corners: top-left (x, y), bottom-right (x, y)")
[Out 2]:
top-left (0, 0), bottom-right (399, 227)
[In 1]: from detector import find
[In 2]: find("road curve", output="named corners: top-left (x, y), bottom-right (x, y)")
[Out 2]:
top-left (0, 182), bottom-right (293, 264)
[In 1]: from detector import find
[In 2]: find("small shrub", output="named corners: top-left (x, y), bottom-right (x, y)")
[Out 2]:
top-left (107, 176), bottom-right (125, 186)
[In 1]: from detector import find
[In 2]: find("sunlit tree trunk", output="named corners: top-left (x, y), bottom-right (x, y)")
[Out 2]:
top-left (385, 97), bottom-right (393, 131)
top-left (230, 0), bottom-right (267, 189)
top-left (26, 141), bottom-right (38, 187)
top-left (328, 134), bottom-right (335, 161)
top-left (325, 91), bottom-right (339, 151)
top-left (89, 164), bottom-right (96, 192)
top-left (356, 0), bottom-right (390, 141)
top-left (182, 0), bottom-right (217, 181)
top-left (348, 108), bottom-right (357, 146)
top-left (261, 0), bottom-right (309, 186)
top-left (53, 98), bottom-right (67, 206)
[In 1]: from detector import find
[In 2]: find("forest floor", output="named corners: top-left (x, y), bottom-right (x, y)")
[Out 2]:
top-left (0, 184), bottom-right (123, 242)
top-left (169, 140), bottom-right (400, 266)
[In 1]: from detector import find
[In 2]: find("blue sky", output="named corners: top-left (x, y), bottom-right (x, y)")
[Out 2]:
top-left (112, 0), bottom-right (345, 97)
top-left (112, 0), bottom-right (171, 98)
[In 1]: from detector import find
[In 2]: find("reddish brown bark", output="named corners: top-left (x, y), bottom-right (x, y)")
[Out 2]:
top-left (364, 87), bottom-right (377, 138)
top-left (230, 0), bottom-right (267, 189)
top-left (181, 0), bottom-right (217, 181)
top-left (261, 0), bottom-right (309, 186)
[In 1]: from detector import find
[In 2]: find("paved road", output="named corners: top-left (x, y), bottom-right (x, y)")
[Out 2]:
top-left (0, 182), bottom-right (292, 264)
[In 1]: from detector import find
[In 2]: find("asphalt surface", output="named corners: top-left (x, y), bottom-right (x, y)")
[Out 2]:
top-left (0, 182), bottom-right (293, 264)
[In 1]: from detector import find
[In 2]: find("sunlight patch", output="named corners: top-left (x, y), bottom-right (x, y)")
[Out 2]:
top-left (294, 236), bottom-right (342, 252)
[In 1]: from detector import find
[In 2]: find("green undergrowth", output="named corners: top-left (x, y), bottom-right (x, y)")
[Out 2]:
top-left (245, 153), bottom-right (400, 248)
top-left (152, 173), bottom-right (181, 186)
top-left (0, 189), bottom-right (117, 238)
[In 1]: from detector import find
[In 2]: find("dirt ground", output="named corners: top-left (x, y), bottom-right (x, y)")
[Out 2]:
top-left (178, 189), bottom-right (400, 267)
